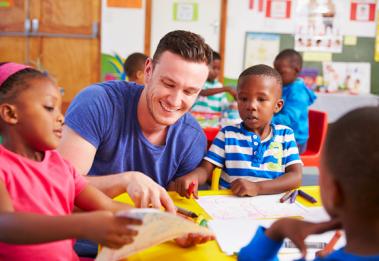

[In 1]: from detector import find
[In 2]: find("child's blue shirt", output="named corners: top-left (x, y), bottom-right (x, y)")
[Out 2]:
top-left (204, 123), bottom-right (302, 188)
top-left (238, 226), bottom-right (379, 261)
top-left (272, 78), bottom-right (317, 145)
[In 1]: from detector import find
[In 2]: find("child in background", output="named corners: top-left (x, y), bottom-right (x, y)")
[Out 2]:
top-left (123, 52), bottom-right (148, 85)
top-left (191, 51), bottom-right (237, 113)
top-left (171, 64), bottom-right (302, 197)
top-left (272, 49), bottom-right (317, 153)
top-left (239, 106), bottom-right (379, 261)
top-left (0, 62), bottom-right (141, 260)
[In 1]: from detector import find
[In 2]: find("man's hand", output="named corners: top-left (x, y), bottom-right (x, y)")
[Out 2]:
top-left (230, 179), bottom-right (260, 197)
top-left (81, 211), bottom-right (142, 249)
top-left (124, 172), bottom-right (176, 213)
top-left (266, 218), bottom-right (342, 258)
top-left (174, 233), bottom-right (215, 248)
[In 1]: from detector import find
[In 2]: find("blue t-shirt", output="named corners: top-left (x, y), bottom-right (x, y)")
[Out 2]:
top-left (65, 81), bottom-right (207, 188)
top-left (238, 226), bottom-right (379, 261)
top-left (272, 78), bottom-right (317, 145)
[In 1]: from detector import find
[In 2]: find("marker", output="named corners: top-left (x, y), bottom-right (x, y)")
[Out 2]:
top-left (298, 189), bottom-right (318, 203)
top-left (176, 206), bottom-right (198, 218)
top-left (279, 190), bottom-right (293, 203)
top-left (195, 215), bottom-right (208, 227)
top-left (323, 230), bottom-right (342, 253)
top-left (187, 181), bottom-right (196, 198)
top-left (284, 240), bottom-right (326, 249)
top-left (289, 189), bottom-right (298, 203)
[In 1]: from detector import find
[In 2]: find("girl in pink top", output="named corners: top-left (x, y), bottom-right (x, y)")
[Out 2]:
top-left (0, 62), bottom-right (142, 260)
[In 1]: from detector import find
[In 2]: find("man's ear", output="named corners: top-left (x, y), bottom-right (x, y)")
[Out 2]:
top-left (144, 58), bottom-right (153, 85)
top-left (274, 99), bottom-right (284, 113)
top-left (0, 103), bottom-right (18, 125)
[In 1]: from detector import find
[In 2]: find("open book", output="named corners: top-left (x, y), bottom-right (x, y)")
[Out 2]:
top-left (95, 208), bottom-right (213, 261)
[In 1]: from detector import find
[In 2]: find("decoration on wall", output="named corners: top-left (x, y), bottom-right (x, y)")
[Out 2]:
top-left (322, 62), bottom-right (371, 95)
top-left (243, 32), bottom-right (280, 70)
top-left (295, 0), bottom-right (342, 53)
top-left (376, 10), bottom-right (379, 62)
top-left (350, 0), bottom-right (376, 21)
top-left (0, 0), bottom-right (13, 8)
top-left (265, 0), bottom-right (291, 19)
top-left (173, 2), bottom-right (198, 21)
top-left (107, 0), bottom-right (142, 8)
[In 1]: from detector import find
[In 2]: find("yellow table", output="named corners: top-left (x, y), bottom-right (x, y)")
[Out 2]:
top-left (113, 186), bottom-right (321, 261)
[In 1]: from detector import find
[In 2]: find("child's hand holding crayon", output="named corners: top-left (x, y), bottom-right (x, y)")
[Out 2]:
top-left (265, 218), bottom-right (342, 258)
top-left (169, 173), bottom-right (199, 199)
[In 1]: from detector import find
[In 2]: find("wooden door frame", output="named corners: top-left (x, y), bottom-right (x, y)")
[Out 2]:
top-left (144, 0), bottom-right (228, 82)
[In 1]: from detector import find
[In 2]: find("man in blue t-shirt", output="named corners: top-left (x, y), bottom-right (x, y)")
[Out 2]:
top-left (58, 30), bottom-right (213, 256)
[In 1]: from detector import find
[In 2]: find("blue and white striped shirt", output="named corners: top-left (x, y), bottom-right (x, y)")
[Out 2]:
top-left (204, 123), bottom-right (302, 188)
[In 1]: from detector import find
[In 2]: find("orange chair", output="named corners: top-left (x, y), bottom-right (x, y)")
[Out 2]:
top-left (300, 109), bottom-right (328, 168)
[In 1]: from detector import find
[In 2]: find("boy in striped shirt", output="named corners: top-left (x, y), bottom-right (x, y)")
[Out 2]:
top-left (171, 64), bottom-right (302, 197)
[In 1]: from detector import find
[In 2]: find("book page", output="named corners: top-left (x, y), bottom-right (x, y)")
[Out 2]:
top-left (95, 209), bottom-right (213, 261)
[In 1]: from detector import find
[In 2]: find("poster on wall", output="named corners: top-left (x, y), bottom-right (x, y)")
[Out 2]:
top-left (295, 0), bottom-right (342, 53)
top-left (322, 62), bottom-right (371, 95)
top-left (265, 0), bottom-right (291, 19)
top-left (243, 32), bottom-right (280, 69)
top-left (350, 0), bottom-right (376, 21)
top-left (173, 2), bottom-right (198, 21)
top-left (107, 0), bottom-right (142, 8)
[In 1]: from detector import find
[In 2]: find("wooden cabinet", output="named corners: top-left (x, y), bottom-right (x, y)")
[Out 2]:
top-left (0, 0), bottom-right (101, 102)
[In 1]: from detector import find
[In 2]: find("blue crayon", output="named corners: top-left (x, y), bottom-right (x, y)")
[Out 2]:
top-left (289, 189), bottom-right (298, 203)
top-left (298, 189), bottom-right (318, 203)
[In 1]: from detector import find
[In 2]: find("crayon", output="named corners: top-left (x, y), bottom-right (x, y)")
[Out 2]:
top-left (284, 240), bottom-right (326, 249)
top-left (176, 206), bottom-right (198, 218)
top-left (298, 189), bottom-right (318, 203)
top-left (323, 230), bottom-right (342, 253)
top-left (289, 189), bottom-right (298, 203)
top-left (279, 190), bottom-right (293, 203)
top-left (187, 181), bottom-right (196, 197)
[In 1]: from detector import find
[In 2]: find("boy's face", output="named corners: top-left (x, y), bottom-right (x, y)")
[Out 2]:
top-left (143, 51), bottom-right (208, 127)
top-left (12, 78), bottom-right (64, 151)
top-left (274, 58), bottom-right (299, 85)
top-left (207, 59), bottom-right (221, 82)
top-left (237, 75), bottom-right (283, 134)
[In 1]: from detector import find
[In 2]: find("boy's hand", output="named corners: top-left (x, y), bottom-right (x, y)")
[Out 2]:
top-left (82, 211), bottom-right (142, 249)
top-left (266, 218), bottom-right (342, 258)
top-left (174, 233), bottom-right (215, 248)
top-left (231, 179), bottom-right (260, 197)
top-left (170, 173), bottom-right (199, 199)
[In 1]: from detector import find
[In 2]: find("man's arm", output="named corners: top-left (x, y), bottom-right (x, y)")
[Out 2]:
top-left (58, 126), bottom-right (176, 212)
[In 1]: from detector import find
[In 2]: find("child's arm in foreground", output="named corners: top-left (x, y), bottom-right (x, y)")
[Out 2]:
top-left (231, 163), bottom-right (302, 197)
top-left (0, 180), bottom-right (141, 248)
top-left (238, 218), bottom-right (341, 261)
top-left (200, 86), bottom-right (237, 99)
top-left (168, 160), bottom-right (216, 198)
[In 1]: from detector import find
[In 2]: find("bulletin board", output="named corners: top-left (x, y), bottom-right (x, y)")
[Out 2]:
top-left (278, 34), bottom-right (379, 95)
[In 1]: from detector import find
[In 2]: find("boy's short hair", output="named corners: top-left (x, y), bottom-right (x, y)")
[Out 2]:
top-left (238, 64), bottom-right (282, 91)
top-left (123, 52), bottom-right (148, 78)
top-left (212, 51), bottom-right (221, 61)
top-left (274, 49), bottom-right (303, 70)
top-left (323, 106), bottom-right (379, 211)
top-left (152, 30), bottom-right (212, 66)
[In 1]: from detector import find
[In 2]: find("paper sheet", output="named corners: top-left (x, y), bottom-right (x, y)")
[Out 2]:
top-left (95, 209), bottom-right (213, 261)
top-left (196, 194), bottom-right (309, 220)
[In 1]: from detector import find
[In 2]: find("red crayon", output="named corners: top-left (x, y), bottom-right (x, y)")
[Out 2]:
top-left (187, 181), bottom-right (196, 197)
top-left (279, 190), bottom-right (293, 203)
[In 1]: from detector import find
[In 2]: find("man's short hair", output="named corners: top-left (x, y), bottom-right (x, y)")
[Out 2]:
top-left (152, 30), bottom-right (212, 65)
top-left (123, 52), bottom-right (148, 78)
top-left (274, 49), bottom-right (303, 70)
top-left (323, 106), bottom-right (379, 212)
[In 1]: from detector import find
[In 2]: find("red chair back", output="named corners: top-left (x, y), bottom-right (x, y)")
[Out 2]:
top-left (301, 110), bottom-right (328, 167)
top-left (203, 127), bottom-right (221, 149)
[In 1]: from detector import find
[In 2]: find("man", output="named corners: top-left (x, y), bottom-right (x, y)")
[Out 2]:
top-left (58, 31), bottom-right (212, 255)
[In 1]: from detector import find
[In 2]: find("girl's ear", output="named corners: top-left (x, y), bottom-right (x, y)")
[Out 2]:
top-left (0, 104), bottom-right (18, 125)
top-left (274, 99), bottom-right (284, 113)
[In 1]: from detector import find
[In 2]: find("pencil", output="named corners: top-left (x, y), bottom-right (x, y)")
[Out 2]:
top-left (279, 190), bottom-right (293, 203)
top-left (298, 189), bottom-right (318, 203)
top-left (323, 230), bottom-right (342, 252)
top-left (176, 206), bottom-right (198, 218)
